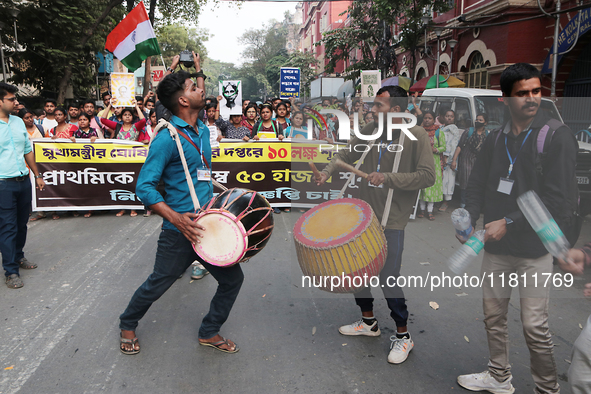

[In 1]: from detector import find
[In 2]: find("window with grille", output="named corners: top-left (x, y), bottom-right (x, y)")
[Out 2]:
top-left (466, 51), bottom-right (489, 89)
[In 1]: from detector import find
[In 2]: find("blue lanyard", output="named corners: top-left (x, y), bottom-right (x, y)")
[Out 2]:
top-left (377, 141), bottom-right (393, 172)
top-left (504, 129), bottom-right (532, 177)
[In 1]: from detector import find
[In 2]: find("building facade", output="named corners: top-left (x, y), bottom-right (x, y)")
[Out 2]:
top-left (298, 1), bottom-right (352, 76)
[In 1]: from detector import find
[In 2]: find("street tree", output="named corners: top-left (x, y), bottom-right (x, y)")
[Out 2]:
top-left (202, 57), bottom-right (239, 98)
top-left (284, 51), bottom-right (318, 99)
top-left (156, 24), bottom-right (209, 67)
top-left (0, 0), bottom-right (125, 103)
top-left (239, 18), bottom-right (288, 98)
top-left (319, 0), bottom-right (449, 82)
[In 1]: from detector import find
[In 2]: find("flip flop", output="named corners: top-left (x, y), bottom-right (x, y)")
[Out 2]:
top-left (120, 335), bottom-right (140, 355)
top-left (199, 337), bottom-right (239, 354)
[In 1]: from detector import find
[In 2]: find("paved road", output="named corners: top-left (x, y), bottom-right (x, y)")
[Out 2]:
top-left (1, 207), bottom-right (590, 394)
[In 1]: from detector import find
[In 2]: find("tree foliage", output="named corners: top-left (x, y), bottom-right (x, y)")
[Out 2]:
top-left (155, 23), bottom-right (209, 67)
top-left (239, 19), bottom-right (289, 99)
top-left (125, 0), bottom-right (209, 26)
top-left (319, 0), bottom-right (449, 82)
top-left (0, 0), bottom-right (125, 101)
top-left (284, 51), bottom-right (318, 98)
top-left (201, 57), bottom-right (240, 97)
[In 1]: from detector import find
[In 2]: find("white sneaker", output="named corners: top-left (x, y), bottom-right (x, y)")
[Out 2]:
top-left (338, 319), bottom-right (381, 336)
top-left (457, 371), bottom-right (515, 394)
top-left (387, 334), bottom-right (414, 364)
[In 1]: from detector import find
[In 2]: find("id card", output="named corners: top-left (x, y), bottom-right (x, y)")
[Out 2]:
top-left (197, 169), bottom-right (211, 181)
top-left (368, 181), bottom-right (384, 189)
top-left (497, 177), bottom-right (514, 195)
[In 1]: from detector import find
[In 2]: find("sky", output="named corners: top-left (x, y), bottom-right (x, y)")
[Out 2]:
top-left (197, 1), bottom-right (297, 65)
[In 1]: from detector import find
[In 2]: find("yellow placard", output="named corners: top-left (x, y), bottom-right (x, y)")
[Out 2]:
top-left (111, 73), bottom-right (135, 107)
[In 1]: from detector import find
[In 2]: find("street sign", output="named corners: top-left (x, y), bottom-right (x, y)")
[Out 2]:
top-left (280, 67), bottom-right (300, 99)
top-left (150, 66), bottom-right (166, 87)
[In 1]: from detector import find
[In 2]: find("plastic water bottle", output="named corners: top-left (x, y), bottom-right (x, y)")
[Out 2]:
top-left (451, 208), bottom-right (473, 242)
top-left (517, 190), bottom-right (570, 260)
top-left (448, 230), bottom-right (486, 275)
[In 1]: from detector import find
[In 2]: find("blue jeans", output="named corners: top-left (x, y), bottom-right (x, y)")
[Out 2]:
top-left (119, 229), bottom-right (244, 339)
top-left (354, 229), bottom-right (408, 328)
top-left (0, 178), bottom-right (31, 277)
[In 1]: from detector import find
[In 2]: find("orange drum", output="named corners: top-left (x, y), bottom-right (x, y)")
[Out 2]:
top-left (293, 198), bottom-right (387, 293)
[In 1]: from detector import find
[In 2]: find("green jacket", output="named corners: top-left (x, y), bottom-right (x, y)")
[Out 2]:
top-left (322, 122), bottom-right (436, 230)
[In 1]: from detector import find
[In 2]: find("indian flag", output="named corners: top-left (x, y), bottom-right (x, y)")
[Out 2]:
top-left (105, 2), bottom-right (161, 72)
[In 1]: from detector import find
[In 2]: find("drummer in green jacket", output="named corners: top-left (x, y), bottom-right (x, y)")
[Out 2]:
top-left (315, 85), bottom-right (436, 365)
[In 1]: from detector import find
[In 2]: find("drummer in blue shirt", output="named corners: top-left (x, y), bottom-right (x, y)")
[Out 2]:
top-left (119, 68), bottom-right (244, 356)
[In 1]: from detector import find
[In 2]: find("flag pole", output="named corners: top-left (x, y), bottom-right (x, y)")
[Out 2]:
top-left (160, 54), bottom-right (166, 69)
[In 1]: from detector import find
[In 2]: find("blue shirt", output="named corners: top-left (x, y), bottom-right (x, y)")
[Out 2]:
top-left (136, 115), bottom-right (213, 232)
top-left (0, 115), bottom-right (32, 178)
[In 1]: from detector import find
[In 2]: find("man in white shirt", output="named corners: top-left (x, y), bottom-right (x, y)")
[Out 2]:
top-left (40, 99), bottom-right (58, 134)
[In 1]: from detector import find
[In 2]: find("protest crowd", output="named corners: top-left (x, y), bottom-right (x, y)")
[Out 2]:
top-left (2, 51), bottom-right (591, 394)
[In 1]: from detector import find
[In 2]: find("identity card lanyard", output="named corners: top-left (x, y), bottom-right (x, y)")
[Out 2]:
top-left (370, 141), bottom-right (393, 189)
top-left (376, 141), bottom-right (394, 172)
top-left (185, 130), bottom-right (211, 170)
top-left (184, 128), bottom-right (212, 188)
top-left (257, 120), bottom-right (277, 136)
top-left (498, 129), bottom-right (532, 195)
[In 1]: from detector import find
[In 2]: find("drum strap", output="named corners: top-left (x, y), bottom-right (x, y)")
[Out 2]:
top-left (154, 119), bottom-right (201, 211)
top-left (381, 131), bottom-right (406, 228)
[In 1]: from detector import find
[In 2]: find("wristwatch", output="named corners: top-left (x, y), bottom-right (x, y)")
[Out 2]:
top-left (504, 217), bottom-right (514, 226)
top-left (34, 173), bottom-right (43, 179)
top-left (167, 67), bottom-right (174, 72)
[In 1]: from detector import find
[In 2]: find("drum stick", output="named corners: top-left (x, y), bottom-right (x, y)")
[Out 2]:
top-left (308, 161), bottom-right (322, 180)
top-left (336, 159), bottom-right (368, 179)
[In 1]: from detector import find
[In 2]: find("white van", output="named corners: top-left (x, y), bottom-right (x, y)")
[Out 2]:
top-left (418, 88), bottom-right (563, 131)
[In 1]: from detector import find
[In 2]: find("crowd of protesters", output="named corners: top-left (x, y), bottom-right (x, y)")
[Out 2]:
top-left (11, 84), bottom-right (489, 222)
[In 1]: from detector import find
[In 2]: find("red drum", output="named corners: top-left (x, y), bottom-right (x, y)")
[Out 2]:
top-left (293, 198), bottom-right (387, 293)
top-left (193, 188), bottom-right (274, 267)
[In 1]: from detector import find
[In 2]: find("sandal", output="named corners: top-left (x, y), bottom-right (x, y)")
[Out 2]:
top-left (52, 213), bottom-right (60, 220)
top-left (130, 210), bottom-right (138, 217)
top-left (5, 274), bottom-right (23, 289)
top-left (438, 202), bottom-right (449, 212)
top-left (19, 258), bottom-right (38, 270)
top-left (199, 337), bottom-right (239, 354)
top-left (417, 210), bottom-right (425, 218)
top-left (84, 211), bottom-right (92, 218)
top-left (428, 212), bottom-right (435, 221)
top-left (30, 213), bottom-right (46, 221)
top-left (116, 210), bottom-right (125, 217)
top-left (120, 334), bottom-right (140, 355)
top-left (72, 212), bottom-right (80, 217)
